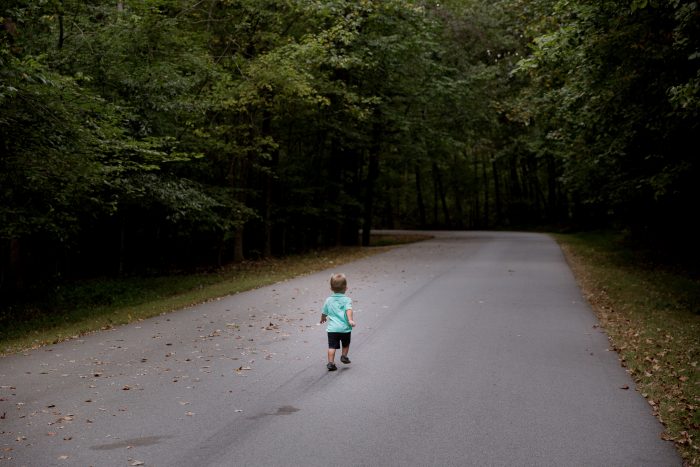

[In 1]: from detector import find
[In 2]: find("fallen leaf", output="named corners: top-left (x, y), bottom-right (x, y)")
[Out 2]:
top-left (130, 461), bottom-right (145, 466)
top-left (620, 385), bottom-right (630, 390)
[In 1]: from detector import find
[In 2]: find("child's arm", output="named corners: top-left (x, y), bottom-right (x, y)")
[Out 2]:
top-left (346, 308), bottom-right (355, 327)
top-left (320, 313), bottom-right (327, 324)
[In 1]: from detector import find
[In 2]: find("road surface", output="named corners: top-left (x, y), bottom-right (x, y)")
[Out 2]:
top-left (0, 231), bottom-right (680, 466)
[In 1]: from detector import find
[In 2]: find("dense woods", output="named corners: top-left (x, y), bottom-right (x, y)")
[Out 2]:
top-left (1, 0), bottom-right (698, 294)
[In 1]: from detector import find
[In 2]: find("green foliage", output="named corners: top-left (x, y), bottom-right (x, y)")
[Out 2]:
top-left (0, 53), bottom-right (102, 241)
top-left (2, 0), bottom-right (697, 292)
top-left (511, 0), bottom-right (699, 244)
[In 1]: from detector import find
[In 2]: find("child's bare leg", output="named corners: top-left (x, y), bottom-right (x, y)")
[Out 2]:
top-left (340, 345), bottom-right (351, 364)
top-left (327, 348), bottom-right (336, 363)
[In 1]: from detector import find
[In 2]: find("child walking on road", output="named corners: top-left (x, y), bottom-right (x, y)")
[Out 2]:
top-left (320, 273), bottom-right (355, 371)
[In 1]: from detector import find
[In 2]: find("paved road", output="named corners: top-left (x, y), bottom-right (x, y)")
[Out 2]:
top-left (0, 231), bottom-right (680, 466)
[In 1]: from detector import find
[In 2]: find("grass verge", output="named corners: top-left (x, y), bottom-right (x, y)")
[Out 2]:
top-left (0, 234), bottom-right (432, 356)
top-left (554, 231), bottom-right (700, 465)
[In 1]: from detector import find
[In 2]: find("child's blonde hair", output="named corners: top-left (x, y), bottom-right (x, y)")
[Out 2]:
top-left (330, 273), bottom-right (347, 293)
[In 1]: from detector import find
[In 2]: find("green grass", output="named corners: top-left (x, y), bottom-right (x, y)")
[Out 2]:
top-left (554, 231), bottom-right (700, 464)
top-left (0, 234), bottom-right (432, 355)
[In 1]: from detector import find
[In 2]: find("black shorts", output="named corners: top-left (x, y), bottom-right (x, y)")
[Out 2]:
top-left (327, 332), bottom-right (351, 349)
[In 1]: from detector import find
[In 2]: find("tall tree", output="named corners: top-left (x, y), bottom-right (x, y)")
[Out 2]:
top-left (513, 0), bottom-right (700, 249)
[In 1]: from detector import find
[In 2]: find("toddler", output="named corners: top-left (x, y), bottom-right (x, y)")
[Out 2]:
top-left (320, 273), bottom-right (355, 371)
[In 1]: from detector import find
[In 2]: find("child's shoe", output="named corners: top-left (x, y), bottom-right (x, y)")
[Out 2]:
top-left (327, 362), bottom-right (337, 371)
top-left (340, 355), bottom-right (351, 364)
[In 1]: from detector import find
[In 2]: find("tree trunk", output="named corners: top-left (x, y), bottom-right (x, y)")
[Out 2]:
top-left (432, 164), bottom-right (439, 226)
top-left (450, 153), bottom-right (464, 228)
top-left (482, 152), bottom-right (490, 227)
top-left (512, 156), bottom-right (523, 198)
top-left (8, 238), bottom-right (23, 290)
top-left (329, 135), bottom-right (344, 247)
top-left (261, 109), bottom-right (278, 258)
top-left (227, 122), bottom-right (248, 262)
top-left (119, 217), bottom-right (126, 275)
top-left (362, 149), bottom-right (379, 246)
top-left (362, 120), bottom-right (382, 246)
top-left (433, 162), bottom-right (451, 227)
top-left (452, 180), bottom-right (464, 229)
top-left (415, 163), bottom-right (427, 228)
top-left (546, 153), bottom-right (558, 222)
top-left (492, 157), bottom-right (502, 225)
top-left (472, 152), bottom-right (480, 228)
top-left (263, 173), bottom-right (273, 257)
top-left (233, 229), bottom-right (245, 263)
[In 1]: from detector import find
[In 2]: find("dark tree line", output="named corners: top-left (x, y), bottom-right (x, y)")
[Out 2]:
top-left (1, 0), bottom-right (698, 295)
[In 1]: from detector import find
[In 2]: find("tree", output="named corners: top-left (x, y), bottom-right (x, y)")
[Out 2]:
top-left (513, 0), bottom-right (699, 252)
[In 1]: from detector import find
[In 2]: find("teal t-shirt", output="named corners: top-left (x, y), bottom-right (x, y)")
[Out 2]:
top-left (322, 293), bottom-right (353, 333)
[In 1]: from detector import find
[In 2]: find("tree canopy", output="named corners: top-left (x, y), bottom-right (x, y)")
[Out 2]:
top-left (1, 0), bottom-right (698, 291)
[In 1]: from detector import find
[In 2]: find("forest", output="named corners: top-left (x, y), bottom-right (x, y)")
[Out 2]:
top-left (1, 0), bottom-right (698, 294)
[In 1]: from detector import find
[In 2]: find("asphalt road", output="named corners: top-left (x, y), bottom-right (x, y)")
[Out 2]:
top-left (0, 231), bottom-right (680, 466)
